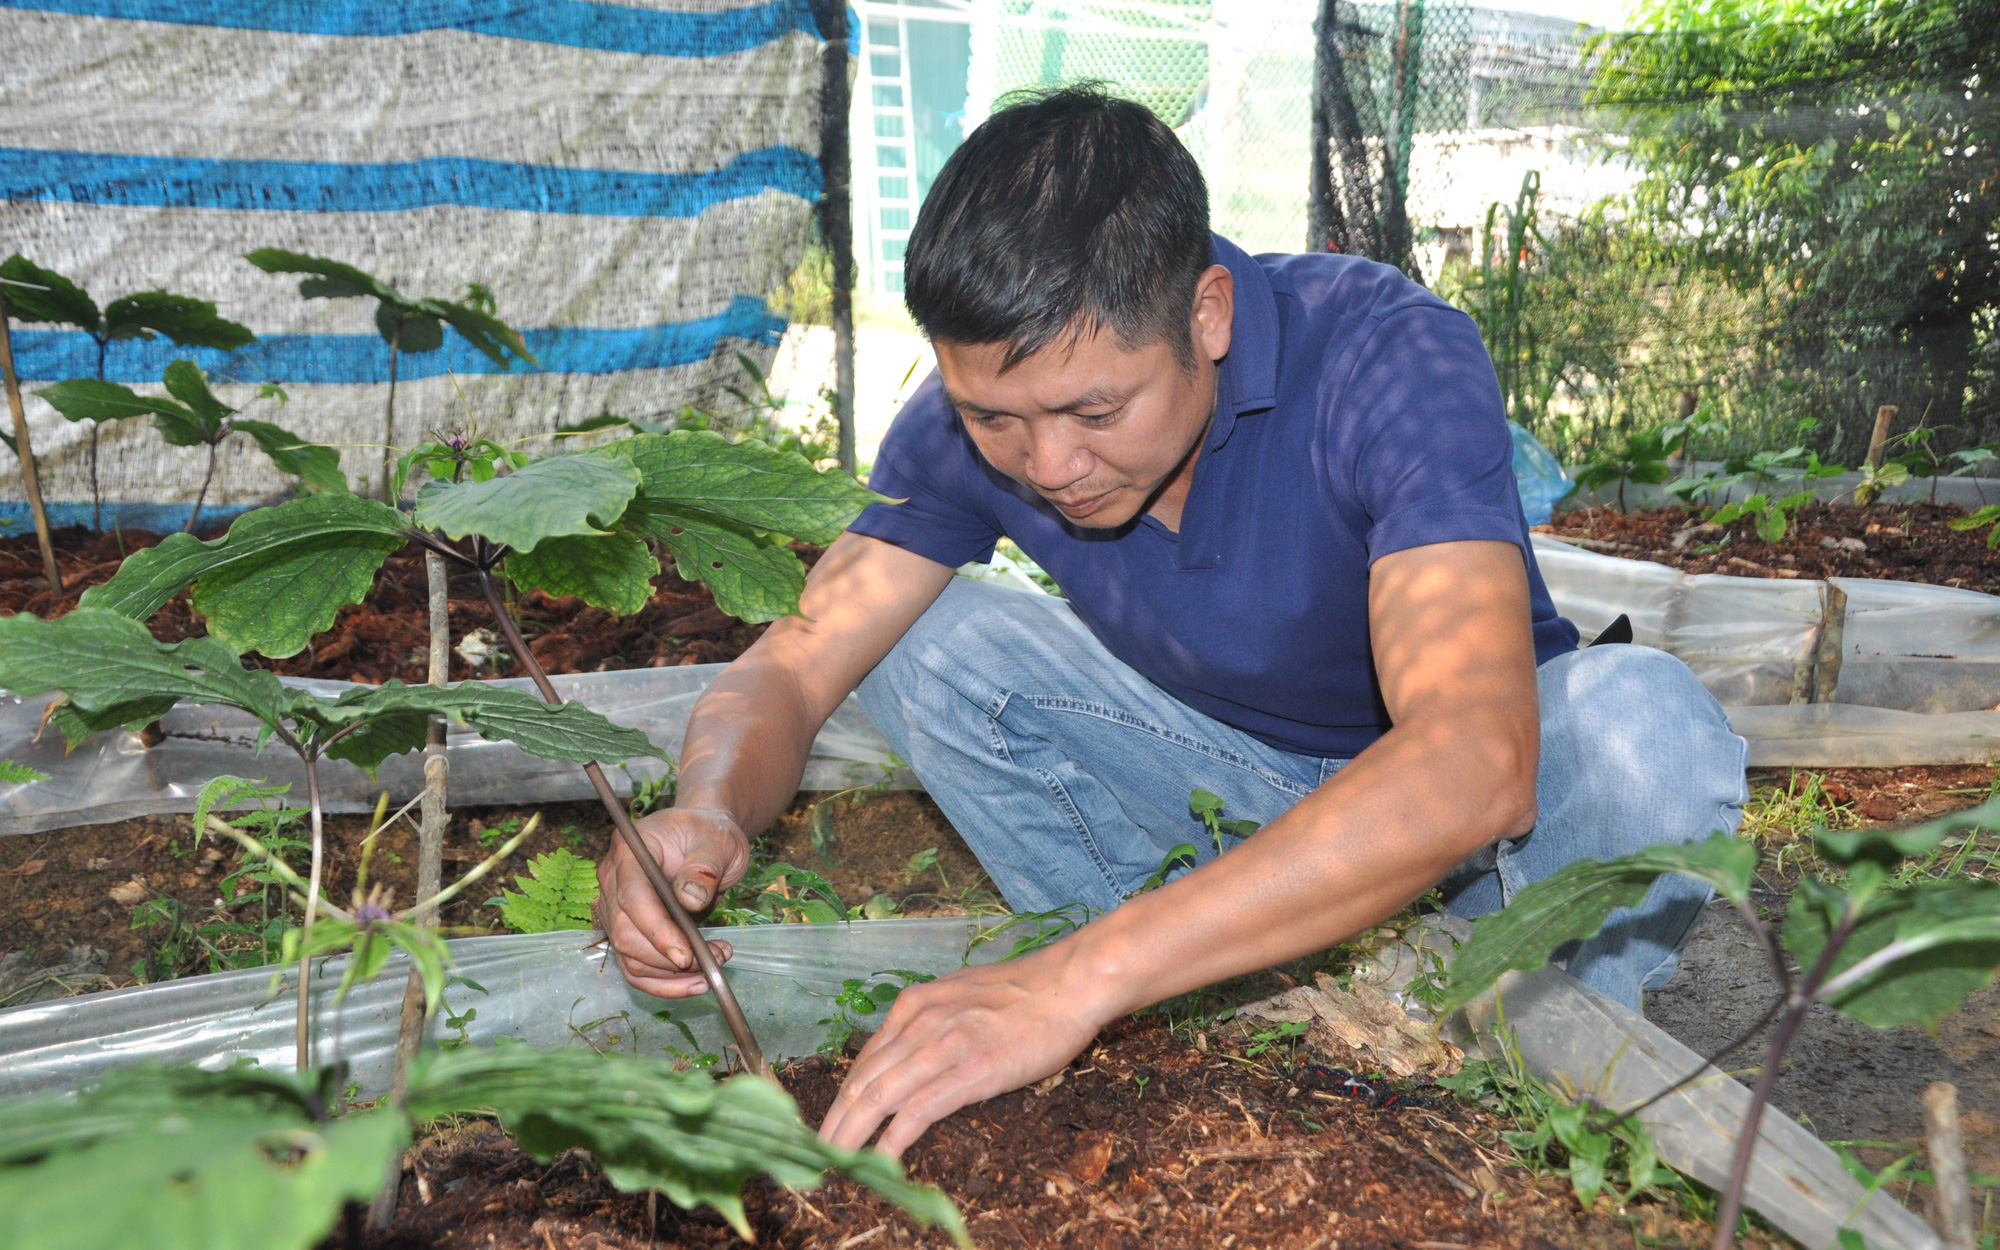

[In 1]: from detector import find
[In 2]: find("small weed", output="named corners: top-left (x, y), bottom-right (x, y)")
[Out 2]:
top-left (476, 816), bottom-right (524, 851)
top-left (1189, 789), bottom-right (1259, 854)
top-left (1126, 842), bottom-right (1199, 899)
top-left (652, 1007), bottom-right (720, 1071)
top-left (1242, 1019), bottom-right (1310, 1060)
top-left (438, 975), bottom-right (488, 1050)
top-left (817, 970), bottom-right (934, 1057)
top-left (967, 903), bottom-right (1093, 961)
top-left (714, 857), bottom-right (848, 925)
top-left (1131, 1071), bottom-right (1152, 1099)
top-left (623, 765), bottom-right (677, 820)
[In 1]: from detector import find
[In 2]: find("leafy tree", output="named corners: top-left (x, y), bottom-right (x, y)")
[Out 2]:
top-left (1596, 0), bottom-right (2000, 452)
top-left (0, 253), bottom-right (253, 529)
top-left (39, 361), bottom-right (340, 532)
top-left (244, 251), bottom-right (535, 502)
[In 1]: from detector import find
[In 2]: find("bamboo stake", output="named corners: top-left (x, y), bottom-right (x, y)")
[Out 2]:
top-left (1924, 1082), bottom-right (1976, 1250)
top-left (0, 289), bottom-right (63, 594)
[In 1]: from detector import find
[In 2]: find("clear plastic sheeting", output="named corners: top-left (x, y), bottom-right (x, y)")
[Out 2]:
top-left (0, 917), bottom-right (1011, 1105)
top-left (1532, 535), bottom-right (1826, 706)
top-left (0, 665), bottom-right (909, 837)
top-left (1725, 704), bottom-right (2000, 767)
top-left (1834, 576), bottom-right (2000, 714)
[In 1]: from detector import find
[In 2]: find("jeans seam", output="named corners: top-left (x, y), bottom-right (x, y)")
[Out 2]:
top-left (1032, 765), bottom-right (1125, 903)
top-left (1020, 694), bottom-right (1317, 798)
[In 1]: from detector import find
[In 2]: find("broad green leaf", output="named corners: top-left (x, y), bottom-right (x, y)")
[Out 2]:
top-left (34, 378), bottom-right (191, 426)
top-left (600, 431), bottom-right (882, 544)
top-left (622, 501), bottom-right (804, 622)
top-left (0, 254), bottom-right (100, 332)
top-left (162, 359), bottom-right (232, 427)
top-left (231, 420), bottom-right (347, 496)
top-left (426, 297), bottom-right (536, 368)
top-left (556, 413), bottom-right (673, 437)
top-left (506, 530), bottom-right (659, 616)
top-left (244, 249), bottom-right (394, 304)
top-left (0, 1063), bottom-right (406, 1250)
top-left (381, 304), bottom-right (444, 353)
top-left (1786, 878), bottom-right (2000, 1029)
top-left (415, 454), bottom-right (640, 555)
top-left (1815, 795), bottom-right (2000, 866)
top-left (83, 494), bottom-right (407, 657)
top-left (496, 848), bottom-right (600, 933)
top-left (313, 681), bottom-right (668, 773)
top-left (0, 610), bottom-right (297, 745)
top-left (103, 292), bottom-right (255, 351)
top-left (407, 1047), bottom-right (966, 1245)
top-left (1440, 832), bottom-right (1756, 1014)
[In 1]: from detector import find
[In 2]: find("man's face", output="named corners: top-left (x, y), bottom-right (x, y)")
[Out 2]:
top-left (932, 265), bottom-right (1235, 529)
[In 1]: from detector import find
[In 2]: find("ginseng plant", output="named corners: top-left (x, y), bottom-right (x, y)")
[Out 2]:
top-left (243, 249), bottom-right (535, 502)
top-left (0, 252), bottom-right (254, 531)
top-left (1439, 798), bottom-right (2000, 1249)
top-left (81, 424), bottom-right (883, 1075)
top-left (0, 606), bottom-right (666, 1071)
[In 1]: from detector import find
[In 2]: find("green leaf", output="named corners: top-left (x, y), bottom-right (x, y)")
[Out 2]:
top-left (1548, 1104), bottom-right (1613, 1208)
top-left (34, 378), bottom-right (191, 426)
top-left (1189, 789), bottom-right (1225, 818)
top-left (192, 776), bottom-right (290, 843)
top-left (230, 420), bottom-right (347, 496)
top-left (0, 609), bottom-right (298, 747)
top-left (622, 502), bottom-right (805, 623)
top-left (0, 759), bottom-right (50, 785)
top-left (103, 292), bottom-right (255, 352)
top-left (1440, 832), bottom-right (1757, 1014)
top-left (496, 848), bottom-right (600, 933)
top-left (424, 296), bottom-right (536, 369)
top-left (406, 1047), bottom-right (966, 1245)
top-left (83, 494), bottom-right (408, 658)
top-left (600, 431), bottom-right (882, 544)
top-left (244, 249), bottom-right (396, 304)
top-left (0, 1063), bottom-right (407, 1250)
top-left (556, 413), bottom-right (673, 437)
top-left (1815, 796), bottom-right (2000, 866)
top-left (415, 454), bottom-right (640, 555)
top-left (314, 681), bottom-right (668, 774)
top-left (161, 360), bottom-right (232, 436)
top-left (0, 254), bottom-right (100, 332)
top-left (506, 530), bottom-right (659, 616)
top-left (382, 305), bottom-right (444, 353)
top-left (1787, 879), bottom-right (2000, 1029)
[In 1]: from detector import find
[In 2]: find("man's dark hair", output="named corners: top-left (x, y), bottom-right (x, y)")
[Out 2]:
top-left (903, 85), bottom-right (1212, 370)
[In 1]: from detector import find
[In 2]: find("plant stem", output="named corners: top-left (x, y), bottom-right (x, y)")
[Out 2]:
top-left (472, 565), bottom-right (772, 1079)
top-left (188, 438), bottom-right (219, 535)
top-left (91, 337), bottom-right (107, 533)
top-left (381, 328), bottom-right (400, 504)
top-left (0, 294), bottom-right (62, 594)
top-left (297, 752), bottom-right (326, 1071)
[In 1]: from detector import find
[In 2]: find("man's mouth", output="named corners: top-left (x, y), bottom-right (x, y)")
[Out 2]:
top-left (1050, 490), bottom-right (1114, 519)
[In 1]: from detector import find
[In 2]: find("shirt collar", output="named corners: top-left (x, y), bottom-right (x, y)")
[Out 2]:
top-left (1208, 233), bottom-right (1280, 452)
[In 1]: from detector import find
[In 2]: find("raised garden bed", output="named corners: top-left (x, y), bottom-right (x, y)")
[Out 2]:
top-left (0, 526), bottom-right (815, 683)
top-left (1537, 501), bottom-right (2000, 590)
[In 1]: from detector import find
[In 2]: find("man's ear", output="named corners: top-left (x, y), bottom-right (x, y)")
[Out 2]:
top-left (1190, 264), bottom-right (1234, 364)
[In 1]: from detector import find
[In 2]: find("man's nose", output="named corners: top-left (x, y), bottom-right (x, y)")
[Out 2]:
top-left (1022, 424), bottom-right (1091, 492)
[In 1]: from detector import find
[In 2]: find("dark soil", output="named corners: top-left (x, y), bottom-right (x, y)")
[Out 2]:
top-left (353, 1015), bottom-right (1736, 1250)
top-left (1537, 501), bottom-right (2000, 591)
top-left (0, 525), bottom-right (818, 683)
top-left (0, 791), bottom-right (982, 998)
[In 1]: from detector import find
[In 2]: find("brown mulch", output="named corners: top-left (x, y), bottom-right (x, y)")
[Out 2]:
top-left (1537, 500), bottom-right (2000, 591)
top-left (354, 1015), bottom-right (1734, 1250)
top-left (0, 525), bottom-right (818, 683)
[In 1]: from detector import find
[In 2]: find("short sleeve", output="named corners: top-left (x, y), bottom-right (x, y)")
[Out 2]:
top-left (846, 371), bottom-right (1005, 567)
top-left (1341, 306), bottom-right (1530, 565)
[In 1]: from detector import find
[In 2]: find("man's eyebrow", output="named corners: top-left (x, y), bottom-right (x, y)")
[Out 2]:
top-left (943, 386), bottom-right (1130, 418)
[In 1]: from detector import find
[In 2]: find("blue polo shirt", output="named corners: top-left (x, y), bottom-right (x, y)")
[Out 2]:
top-left (848, 235), bottom-right (1578, 759)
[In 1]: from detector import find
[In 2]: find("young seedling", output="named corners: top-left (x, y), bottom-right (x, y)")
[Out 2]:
top-left (0, 608), bottom-right (664, 1071)
top-left (0, 253), bottom-right (254, 531)
top-left (82, 425), bottom-right (883, 1074)
top-left (243, 250), bottom-right (535, 501)
top-left (1439, 799), bottom-right (2000, 1248)
top-left (39, 360), bottom-right (341, 531)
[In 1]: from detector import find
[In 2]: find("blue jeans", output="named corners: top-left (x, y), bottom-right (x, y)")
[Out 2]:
top-left (858, 578), bottom-right (1748, 1009)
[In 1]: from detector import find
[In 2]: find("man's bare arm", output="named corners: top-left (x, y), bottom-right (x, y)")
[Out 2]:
top-left (819, 538), bottom-right (1540, 1154)
top-left (598, 533), bottom-right (956, 997)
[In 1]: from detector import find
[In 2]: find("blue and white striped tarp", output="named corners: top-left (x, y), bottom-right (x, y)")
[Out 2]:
top-left (0, 0), bottom-right (826, 517)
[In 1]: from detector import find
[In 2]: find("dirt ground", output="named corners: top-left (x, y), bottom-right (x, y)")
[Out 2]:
top-left (0, 525), bottom-right (814, 681)
top-left (1538, 500), bottom-right (2000, 590)
top-left (353, 1015), bottom-right (1740, 1250)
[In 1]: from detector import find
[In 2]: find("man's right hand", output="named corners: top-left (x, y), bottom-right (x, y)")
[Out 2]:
top-left (598, 805), bottom-right (751, 998)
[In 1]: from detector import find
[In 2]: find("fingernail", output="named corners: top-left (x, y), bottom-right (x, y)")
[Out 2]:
top-left (682, 882), bottom-right (710, 909)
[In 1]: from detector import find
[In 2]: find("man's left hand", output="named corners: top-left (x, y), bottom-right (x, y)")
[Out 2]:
top-left (817, 943), bottom-right (1109, 1157)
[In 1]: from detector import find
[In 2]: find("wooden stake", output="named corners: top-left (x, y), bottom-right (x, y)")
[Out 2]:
top-left (0, 292), bottom-right (63, 594)
top-left (1866, 404), bottom-right (1899, 472)
top-left (1924, 1082), bottom-right (1976, 1250)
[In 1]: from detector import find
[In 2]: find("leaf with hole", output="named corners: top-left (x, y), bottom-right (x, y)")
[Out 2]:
top-left (621, 500), bottom-right (805, 622)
